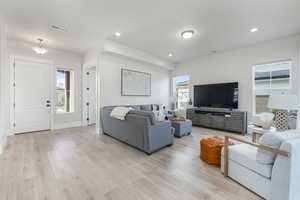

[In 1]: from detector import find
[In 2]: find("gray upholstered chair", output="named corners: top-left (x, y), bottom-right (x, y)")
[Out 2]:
top-left (221, 132), bottom-right (300, 200)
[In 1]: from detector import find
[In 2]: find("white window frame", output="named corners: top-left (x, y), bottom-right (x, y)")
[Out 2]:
top-left (171, 75), bottom-right (190, 110)
top-left (252, 59), bottom-right (292, 115)
top-left (55, 68), bottom-right (76, 114)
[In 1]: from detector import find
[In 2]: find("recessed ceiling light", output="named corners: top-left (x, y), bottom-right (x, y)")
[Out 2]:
top-left (115, 32), bottom-right (121, 37)
top-left (181, 30), bottom-right (194, 39)
top-left (250, 27), bottom-right (258, 33)
top-left (168, 53), bottom-right (173, 57)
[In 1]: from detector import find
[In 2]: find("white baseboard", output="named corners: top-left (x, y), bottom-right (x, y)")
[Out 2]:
top-left (7, 129), bottom-right (14, 136)
top-left (0, 135), bottom-right (7, 154)
top-left (0, 144), bottom-right (3, 154)
top-left (53, 121), bottom-right (82, 130)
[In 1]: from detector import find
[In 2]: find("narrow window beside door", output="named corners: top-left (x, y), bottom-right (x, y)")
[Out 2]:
top-left (172, 75), bottom-right (190, 110)
top-left (56, 70), bottom-right (75, 113)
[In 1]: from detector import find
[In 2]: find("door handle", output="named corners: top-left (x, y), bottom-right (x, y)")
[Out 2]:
top-left (46, 100), bottom-right (51, 103)
top-left (46, 104), bottom-right (51, 107)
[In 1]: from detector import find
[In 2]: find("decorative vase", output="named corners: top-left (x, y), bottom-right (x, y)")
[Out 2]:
top-left (274, 110), bottom-right (289, 131)
top-left (188, 98), bottom-right (193, 105)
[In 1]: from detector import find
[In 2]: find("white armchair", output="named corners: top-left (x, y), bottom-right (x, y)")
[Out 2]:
top-left (221, 135), bottom-right (300, 200)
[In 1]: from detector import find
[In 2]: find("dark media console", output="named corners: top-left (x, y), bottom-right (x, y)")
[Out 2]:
top-left (187, 107), bottom-right (247, 134)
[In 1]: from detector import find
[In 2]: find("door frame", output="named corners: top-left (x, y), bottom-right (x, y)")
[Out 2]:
top-left (82, 66), bottom-right (97, 126)
top-left (9, 55), bottom-right (55, 135)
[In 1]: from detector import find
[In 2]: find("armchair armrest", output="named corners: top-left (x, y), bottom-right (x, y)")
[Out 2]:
top-left (252, 132), bottom-right (263, 143)
top-left (145, 120), bottom-right (173, 153)
top-left (223, 135), bottom-right (289, 177)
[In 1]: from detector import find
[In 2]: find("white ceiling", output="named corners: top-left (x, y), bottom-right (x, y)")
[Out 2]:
top-left (1, 0), bottom-right (300, 64)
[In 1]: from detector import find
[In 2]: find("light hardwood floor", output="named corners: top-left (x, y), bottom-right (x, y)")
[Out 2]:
top-left (0, 126), bottom-right (262, 200)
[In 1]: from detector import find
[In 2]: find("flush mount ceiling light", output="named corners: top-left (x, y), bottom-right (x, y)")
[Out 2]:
top-left (32, 38), bottom-right (48, 55)
top-left (250, 27), bottom-right (258, 33)
top-left (115, 32), bottom-right (121, 37)
top-left (181, 30), bottom-right (194, 39)
top-left (168, 53), bottom-right (173, 57)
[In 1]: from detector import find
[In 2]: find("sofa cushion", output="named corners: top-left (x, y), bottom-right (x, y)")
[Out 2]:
top-left (257, 130), bottom-right (300, 164)
top-left (130, 105), bottom-right (141, 110)
top-left (129, 110), bottom-right (156, 125)
top-left (140, 105), bottom-right (153, 111)
top-left (226, 144), bottom-right (273, 178)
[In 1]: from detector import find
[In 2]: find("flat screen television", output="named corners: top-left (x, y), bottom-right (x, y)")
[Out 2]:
top-left (194, 82), bottom-right (238, 109)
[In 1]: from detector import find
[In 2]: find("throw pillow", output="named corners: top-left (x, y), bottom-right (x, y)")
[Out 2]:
top-left (129, 110), bottom-right (156, 125)
top-left (140, 105), bottom-right (152, 111)
top-left (152, 110), bottom-right (165, 121)
top-left (110, 107), bottom-right (133, 120)
top-left (256, 130), bottom-right (300, 164)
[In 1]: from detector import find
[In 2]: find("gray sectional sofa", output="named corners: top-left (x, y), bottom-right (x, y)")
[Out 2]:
top-left (100, 105), bottom-right (174, 154)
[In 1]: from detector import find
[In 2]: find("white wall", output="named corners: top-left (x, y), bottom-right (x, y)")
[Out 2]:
top-left (0, 20), bottom-right (8, 153)
top-left (99, 53), bottom-right (170, 107)
top-left (83, 47), bottom-right (102, 68)
top-left (8, 40), bottom-right (83, 130)
top-left (84, 40), bottom-right (173, 133)
top-left (103, 40), bottom-right (175, 70)
top-left (172, 34), bottom-right (300, 118)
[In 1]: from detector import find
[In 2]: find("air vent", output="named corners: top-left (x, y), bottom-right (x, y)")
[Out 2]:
top-left (50, 25), bottom-right (67, 32)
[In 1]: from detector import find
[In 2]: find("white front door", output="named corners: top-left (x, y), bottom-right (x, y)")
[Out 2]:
top-left (13, 59), bottom-right (52, 134)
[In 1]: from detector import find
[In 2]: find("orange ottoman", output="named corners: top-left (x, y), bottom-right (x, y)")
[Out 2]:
top-left (200, 136), bottom-right (234, 167)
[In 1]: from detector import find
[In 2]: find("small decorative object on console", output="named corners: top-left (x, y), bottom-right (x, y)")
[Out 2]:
top-left (268, 94), bottom-right (299, 131)
top-left (169, 116), bottom-right (186, 121)
top-left (188, 98), bottom-right (193, 105)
